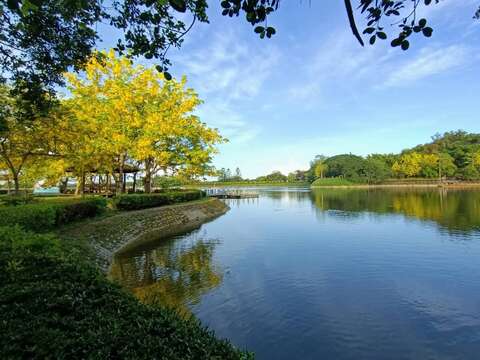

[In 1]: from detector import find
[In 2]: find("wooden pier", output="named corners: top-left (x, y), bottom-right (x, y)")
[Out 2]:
top-left (205, 189), bottom-right (259, 199)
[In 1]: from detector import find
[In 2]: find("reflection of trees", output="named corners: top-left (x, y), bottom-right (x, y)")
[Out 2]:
top-left (110, 237), bottom-right (222, 317)
top-left (310, 188), bottom-right (480, 234)
top-left (260, 189), bottom-right (311, 205)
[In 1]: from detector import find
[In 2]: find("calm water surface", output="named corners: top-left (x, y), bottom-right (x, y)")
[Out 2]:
top-left (110, 188), bottom-right (480, 359)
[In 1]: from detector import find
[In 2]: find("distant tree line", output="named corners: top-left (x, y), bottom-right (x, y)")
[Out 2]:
top-left (308, 131), bottom-right (480, 184)
top-left (213, 131), bottom-right (480, 186)
top-left (216, 167), bottom-right (308, 183)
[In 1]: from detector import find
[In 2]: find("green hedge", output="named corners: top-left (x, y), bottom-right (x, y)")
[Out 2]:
top-left (0, 226), bottom-right (251, 359)
top-left (0, 198), bottom-right (107, 232)
top-left (114, 190), bottom-right (205, 211)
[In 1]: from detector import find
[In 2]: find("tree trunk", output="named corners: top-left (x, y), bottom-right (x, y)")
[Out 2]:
top-left (59, 177), bottom-right (69, 193)
top-left (132, 172), bottom-right (137, 193)
top-left (144, 159), bottom-right (152, 193)
top-left (144, 167), bottom-right (152, 193)
top-left (12, 172), bottom-right (20, 195)
top-left (90, 174), bottom-right (95, 193)
top-left (5, 163), bottom-right (20, 195)
top-left (118, 155), bottom-right (125, 194)
top-left (106, 173), bottom-right (111, 195)
top-left (114, 173), bottom-right (121, 195)
top-left (80, 171), bottom-right (86, 197)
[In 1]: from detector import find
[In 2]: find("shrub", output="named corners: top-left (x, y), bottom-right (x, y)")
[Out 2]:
top-left (0, 192), bottom-right (34, 206)
top-left (114, 190), bottom-right (205, 211)
top-left (0, 226), bottom-right (251, 360)
top-left (0, 198), bottom-right (107, 232)
top-left (0, 226), bottom-right (60, 257)
top-left (55, 198), bottom-right (107, 226)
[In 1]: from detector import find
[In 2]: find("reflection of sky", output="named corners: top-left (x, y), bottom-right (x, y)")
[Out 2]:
top-left (115, 188), bottom-right (480, 359)
top-left (319, 209), bottom-right (480, 240)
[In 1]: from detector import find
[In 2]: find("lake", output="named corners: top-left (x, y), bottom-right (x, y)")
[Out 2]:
top-left (110, 188), bottom-right (480, 359)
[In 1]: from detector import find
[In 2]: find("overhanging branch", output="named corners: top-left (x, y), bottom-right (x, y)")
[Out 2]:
top-left (344, 0), bottom-right (364, 46)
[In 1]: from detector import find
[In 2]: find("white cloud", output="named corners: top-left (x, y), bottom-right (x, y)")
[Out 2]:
top-left (286, 30), bottom-right (396, 103)
top-left (382, 45), bottom-right (470, 87)
top-left (176, 30), bottom-right (280, 100)
top-left (195, 100), bottom-right (261, 145)
top-left (310, 35), bottom-right (381, 78)
top-left (287, 27), bottom-right (472, 100)
top-left (171, 29), bottom-right (280, 146)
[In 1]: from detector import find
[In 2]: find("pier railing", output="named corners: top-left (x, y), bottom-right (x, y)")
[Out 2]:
top-left (204, 188), bottom-right (259, 199)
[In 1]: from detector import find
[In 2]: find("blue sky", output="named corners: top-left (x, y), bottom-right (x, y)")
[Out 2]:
top-left (99, 0), bottom-right (480, 178)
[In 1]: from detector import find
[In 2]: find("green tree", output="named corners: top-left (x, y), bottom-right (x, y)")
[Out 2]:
top-left (362, 157), bottom-right (391, 184)
top-left (324, 154), bottom-right (366, 181)
top-left (307, 154), bottom-right (327, 182)
top-left (235, 167), bottom-right (242, 178)
top-left (367, 153), bottom-right (399, 168)
top-left (287, 172), bottom-right (297, 183)
top-left (0, 87), bottom-right (60, 193)
top-left (0, 0), bottom-right (208, 103)
top-left (217, 168), bottom-right (228, 182)
top-left (314, 162), bottom-right (328, 179)
top-left (229, 167), bottom-right (243, 181)
top-left (438, 153), bottom-right (457, 179)
top-left (288, 170), bottom-right (307, 182)
top-left (461, 164), bottom-right (480, 180)
top-left (256, 171), bottom-right (287, 182)
top-left (419, 154), bottom-right (439, 178)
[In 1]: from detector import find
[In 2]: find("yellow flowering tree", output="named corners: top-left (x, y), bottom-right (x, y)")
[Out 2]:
top-left (392, 152), bottom-right (423, 178)
top-left (65, 50), bottom-right (224, 193)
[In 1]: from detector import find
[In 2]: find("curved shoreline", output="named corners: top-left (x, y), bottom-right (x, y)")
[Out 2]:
top-left (61, 198), bottom-right (229, 272)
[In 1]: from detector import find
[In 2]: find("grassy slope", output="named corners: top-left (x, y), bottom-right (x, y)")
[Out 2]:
top-left (310, 178), bottom-right (357, 187)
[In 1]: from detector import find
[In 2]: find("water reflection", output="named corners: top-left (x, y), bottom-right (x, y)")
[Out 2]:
top-left (110, 231), bottom-right (222, 317)
top-left (310, 188), bottom-right (480, 235)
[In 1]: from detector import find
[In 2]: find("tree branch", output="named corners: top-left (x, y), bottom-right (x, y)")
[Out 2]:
top-left (344, 0), bottom-right (364, 46)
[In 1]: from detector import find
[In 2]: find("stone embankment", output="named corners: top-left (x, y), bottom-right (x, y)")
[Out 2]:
top-left (61, 198), bottom-right (229, 271)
